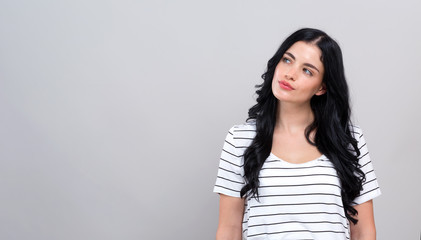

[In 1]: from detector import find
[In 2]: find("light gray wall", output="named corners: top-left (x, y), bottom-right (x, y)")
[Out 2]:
top-left (1, 0), bottom-right (420, 239)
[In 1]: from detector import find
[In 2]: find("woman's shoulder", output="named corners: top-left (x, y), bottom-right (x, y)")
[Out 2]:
top-left (231, 119), bottom-right (256, 130)
top-left (229, 119), bottom-right (257, 135)
top-left (348, 124), bottom-right (364, 139)
top-left (226, 120), bottom-right (257, 145)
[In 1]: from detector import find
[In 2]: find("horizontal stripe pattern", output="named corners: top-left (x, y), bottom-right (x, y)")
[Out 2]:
top-left (349, 125), bottom-right (382, 206)
top-left (213, 125), bottom-right (248, 198)
top-left (214, 121), bottom-right (381, 239)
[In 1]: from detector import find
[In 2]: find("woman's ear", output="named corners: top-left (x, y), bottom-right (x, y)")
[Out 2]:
top-left (315, 83), bottom-right (327, 96)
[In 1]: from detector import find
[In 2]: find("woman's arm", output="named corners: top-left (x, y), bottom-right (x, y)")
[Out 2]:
top-left (216, 194), bottom-right (245, 240)
top-left (350, 200), bottom-right (377, 240)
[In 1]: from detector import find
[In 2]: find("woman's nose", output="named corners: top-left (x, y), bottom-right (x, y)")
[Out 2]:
top-left (285, 67), bottom-right (297, 81)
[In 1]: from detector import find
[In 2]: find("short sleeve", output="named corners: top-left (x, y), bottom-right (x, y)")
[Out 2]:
top-left (351, 126), bottom-right (382, 205)
top-left (213, 125), bottom-right (246, 198)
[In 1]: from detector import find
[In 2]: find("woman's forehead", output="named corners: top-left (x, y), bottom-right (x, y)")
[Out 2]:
top-left (286, 41), bottom-right (323, 65)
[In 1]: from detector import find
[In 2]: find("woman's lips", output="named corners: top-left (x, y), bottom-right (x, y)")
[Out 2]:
top-left (279, 80), bottom-right (294, 90)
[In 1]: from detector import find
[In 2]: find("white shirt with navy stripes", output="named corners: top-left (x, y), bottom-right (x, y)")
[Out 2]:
top-left (213, 120), bottom-right (381, 240)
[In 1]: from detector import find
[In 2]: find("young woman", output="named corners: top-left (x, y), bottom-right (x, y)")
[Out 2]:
top-left (213, 28), bottom-right (381, 240)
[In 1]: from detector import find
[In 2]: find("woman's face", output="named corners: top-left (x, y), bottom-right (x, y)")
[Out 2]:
top-left (271, 41), bottom-right (326, 105)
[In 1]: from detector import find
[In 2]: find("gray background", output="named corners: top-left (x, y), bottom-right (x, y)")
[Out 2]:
top-left (1, 0), bottom-right (420, 239)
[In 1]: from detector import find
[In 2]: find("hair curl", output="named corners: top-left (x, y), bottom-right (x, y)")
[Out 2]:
top-left (240, 28), bottom-right (365, 225)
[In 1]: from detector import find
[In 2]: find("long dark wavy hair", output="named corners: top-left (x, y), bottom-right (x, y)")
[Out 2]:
top-left (240, 28), bottom-right (365, 225)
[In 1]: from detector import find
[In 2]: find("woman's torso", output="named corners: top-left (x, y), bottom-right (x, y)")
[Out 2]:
top-left (236, 121), bottom-right (350, 240)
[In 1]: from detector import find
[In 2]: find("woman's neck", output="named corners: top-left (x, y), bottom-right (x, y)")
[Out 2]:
top-left (275, 101), bottom-right (314, 134)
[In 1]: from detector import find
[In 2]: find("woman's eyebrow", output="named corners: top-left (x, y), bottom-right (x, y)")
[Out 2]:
top-left (285, 51), bottom-right (320, 73)
top-left (285, 52), bottom-right (295, 60)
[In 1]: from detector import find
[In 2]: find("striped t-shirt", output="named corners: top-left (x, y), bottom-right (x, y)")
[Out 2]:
top-left (213, 120), bottom-right (381, 240)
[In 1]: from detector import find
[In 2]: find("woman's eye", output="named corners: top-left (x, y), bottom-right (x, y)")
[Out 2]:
top-left (303, 68), bottom-right (313, 76)
top-left (282, 57), bottom-right (291, 63)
